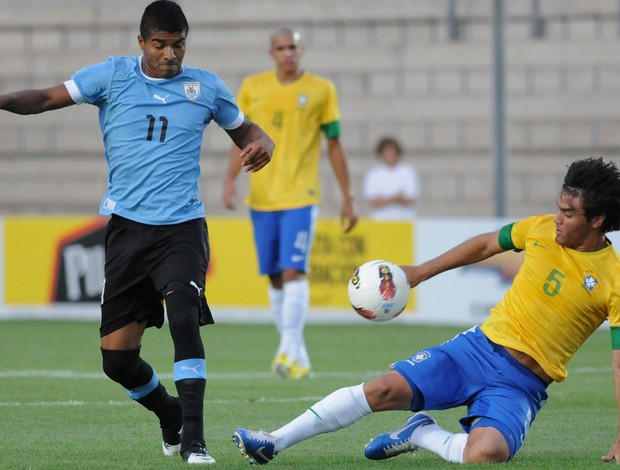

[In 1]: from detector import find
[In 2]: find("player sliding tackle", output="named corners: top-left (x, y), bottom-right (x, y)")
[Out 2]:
top-left (233, 157), bottom-right (620, 465)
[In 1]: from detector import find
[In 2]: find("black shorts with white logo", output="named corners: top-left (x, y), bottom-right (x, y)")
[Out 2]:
top-left (100, 215), bottom-right (214, 337)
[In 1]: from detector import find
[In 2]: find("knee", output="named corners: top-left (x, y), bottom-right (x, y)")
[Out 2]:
top-left (463, 428), bottom-right (510, 463)
top-left (363, 372), bottom-right (414, 411)
top-left (165, 291), bottom-right (200, 331)
top-left (101, 348), bottom-right (140, 383)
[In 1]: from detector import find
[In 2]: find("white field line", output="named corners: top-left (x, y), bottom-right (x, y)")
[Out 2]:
top-left (0, 370), bottom-right (383, 380)
top-left (0, 396), bottom-right (327, 407)
top-left (0, 366), bottom-right (609, 381)
top-left (0, 367), bottom-right (609, 408)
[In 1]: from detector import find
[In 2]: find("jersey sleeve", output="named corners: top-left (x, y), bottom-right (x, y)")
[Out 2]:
top-left (70, 57), bottom-right (115, 105)
top-left (213, 74), bottom-right (244, 129)
top-left (320, 80), bottom-right (341, 139)
top-left (501, 215), bottom-right (544, 251)
top-left (609, 285), bottom-right (620, 326)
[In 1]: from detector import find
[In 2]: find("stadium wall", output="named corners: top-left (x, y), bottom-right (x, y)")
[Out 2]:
top-left (0, 0), bottom-right (620, 219)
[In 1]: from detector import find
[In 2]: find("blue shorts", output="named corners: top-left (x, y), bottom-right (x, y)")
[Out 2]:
top-left (250, 206), bottom-right (318, 276)
top-left (391, 326), bottom-right (549, 459)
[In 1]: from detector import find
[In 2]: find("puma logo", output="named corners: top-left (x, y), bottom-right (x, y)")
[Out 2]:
top-left (190, 281), bottom-right (203, 296)
top-left (180, 364), bottom-right (201, 374)
top-left (153, 93), bottom-right (170, 104)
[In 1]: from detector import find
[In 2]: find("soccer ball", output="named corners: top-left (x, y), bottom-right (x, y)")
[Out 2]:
top-left (348, 260), bottom-right (410, 322)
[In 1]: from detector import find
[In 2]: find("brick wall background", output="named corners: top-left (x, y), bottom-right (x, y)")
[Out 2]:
top-left (0, 0), bottom-right (619, 218)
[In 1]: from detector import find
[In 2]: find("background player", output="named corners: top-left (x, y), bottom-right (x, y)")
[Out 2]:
top-left (233, 157), bottom-right (620, 466)
top-left (223, 26), bottom-right (357, 379)
top-left (0, 0), bottom-right (273, 465)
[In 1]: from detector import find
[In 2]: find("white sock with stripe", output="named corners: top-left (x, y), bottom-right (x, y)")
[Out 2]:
top-left (271, 384), bottom-right (371, 451)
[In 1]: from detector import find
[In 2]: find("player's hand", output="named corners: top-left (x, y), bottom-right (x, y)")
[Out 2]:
top-left (222, 179), bottom-right (237, 210)
top-left (400, 265), bottom-right (423, 289)
top-left (341, 198), bottom-right (357, 233)
top-left (239, 140), bottom-right (272, 173)
top-left (601, 441), bottom-right (620, 463)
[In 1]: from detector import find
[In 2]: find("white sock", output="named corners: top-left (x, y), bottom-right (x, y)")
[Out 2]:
top-left (281, 279), bottom-right (309, 365)
top-left (412, 424), bottom-right (467, 463)
top-left (271, 384), bottom-right (371, 451)
top-left (268, 286), bottom-right (284, 355)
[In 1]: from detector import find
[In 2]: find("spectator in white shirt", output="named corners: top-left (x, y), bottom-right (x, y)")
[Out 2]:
top-left (363, 137), bottom-right (419, 220)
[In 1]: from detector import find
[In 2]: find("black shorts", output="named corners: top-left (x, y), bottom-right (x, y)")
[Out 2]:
top-left (100, 215), bottom-right (214, 337)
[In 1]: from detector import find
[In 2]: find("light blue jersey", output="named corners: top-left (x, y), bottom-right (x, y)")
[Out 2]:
top-left (65, 56), bottom-right (244, 225)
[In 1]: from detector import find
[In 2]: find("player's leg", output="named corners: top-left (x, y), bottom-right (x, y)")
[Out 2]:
top-left (363, 328), bottom-right (491, 463)
top-left (457, 341), bottom-right (549, 463)
top-left (233, 370), bottom-right (414, 464)
top-left (152, 218), bottom-right (214, 464)
top-left (100, 321), bottom-right (183, 456)
top-left (267, 275), bottom-right (284, 337)
top-left (100, 216), bottom-right (182, 457)
top-left (250, 209), bottom-right (292, 375)
top-left (463, 427), bottom-right (510, 463)
top-left (367, 327), bottom-right (548, 464)
top-left (278, 205), bottom-right (317, 377)
top-left (165, 286), bottom-right (210, 463)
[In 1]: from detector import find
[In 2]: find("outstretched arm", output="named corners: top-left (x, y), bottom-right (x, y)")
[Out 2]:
top-left (0, 84), bottom-right (75, 114)
top-left (327, 137), bottom-right (357, 233)
top-left (602, 349), bottom-right (620, 463)
top-left (402, 230), bottom-right (505, 288)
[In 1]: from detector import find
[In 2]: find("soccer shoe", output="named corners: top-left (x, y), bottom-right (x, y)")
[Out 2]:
top-left (271, 353), bottom-right (292, 378)
top-left (289, 362), bottom-right (311, 379)
top-left (364, 412), bottom-right (436, 460)
top-left (161, 398), bottom-right (183, 456)
top-left (233, 428), bottom-right (278, 465)
top-left (181, 440), bottom-right (216, 465)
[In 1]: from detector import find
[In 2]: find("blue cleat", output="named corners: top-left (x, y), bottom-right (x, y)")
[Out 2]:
top-left (233, 428), bottom-right (278, 465)
top-left (364, 412), bottom-right (436, 460)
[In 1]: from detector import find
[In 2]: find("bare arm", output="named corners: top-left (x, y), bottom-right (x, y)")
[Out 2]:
top-left (327, 137), bottom-right (357, 233)
top-left (602, 349), bottom-right (620, 462)
top-left (0, 84), bottom-right (75, 115)
top-left (225, 118), bottom-right (274, 173)
top-left (368, 193), bottom-right (416, 209)
top-left (401, 230), bottom-right (505, 288)
top-left (222, 145), bottom-right (244, 210)
top-left (223, 118), bottom-right (274, 210)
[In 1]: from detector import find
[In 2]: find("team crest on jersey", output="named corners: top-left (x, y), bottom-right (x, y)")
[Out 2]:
top-left (582, 274), bottom-right (599, 292)
top-left (410, 350), bottom-right (431, 363)
top-left (183, 82), bottom-right (200, 101)
top-left (297, 94), bottom-right (308, 105)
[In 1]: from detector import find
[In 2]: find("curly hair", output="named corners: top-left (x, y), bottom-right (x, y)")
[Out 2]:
top-left (562, 157), bottom-right (620, 233)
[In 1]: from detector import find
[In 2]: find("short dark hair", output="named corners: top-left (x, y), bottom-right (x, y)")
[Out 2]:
top-left (140, 0), bottom-right (189, 40)
top-left (375, 137), bottom-right (402, 157)
top-left (562, 157), bottom-right (620, 233)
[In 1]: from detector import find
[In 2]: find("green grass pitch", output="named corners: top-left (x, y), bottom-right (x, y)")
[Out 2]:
top-left (0, 319), bottom-right (615, 469)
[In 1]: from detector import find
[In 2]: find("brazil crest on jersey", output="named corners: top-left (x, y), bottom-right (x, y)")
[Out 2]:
top-left (236, 70), bottom-right (341, 210)
top-left (67, 56), bottom-right (243, 224)
top-left (480, 215), bottom-right (620, 382)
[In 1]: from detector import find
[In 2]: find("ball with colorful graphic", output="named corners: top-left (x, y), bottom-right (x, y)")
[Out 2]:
top-left (348, 260), bottom-right (410, 322)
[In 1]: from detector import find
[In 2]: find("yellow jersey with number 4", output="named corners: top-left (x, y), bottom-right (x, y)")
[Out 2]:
top-left (236, 70), bottom-right (341, 211)
top-left (480, 215), bottom-right (620, 382)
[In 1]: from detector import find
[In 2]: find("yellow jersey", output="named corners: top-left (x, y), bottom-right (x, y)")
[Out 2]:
top-left (481, 215), bottom-right (620, 382)
top-left (236, 70), bottom-right (341, 210)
